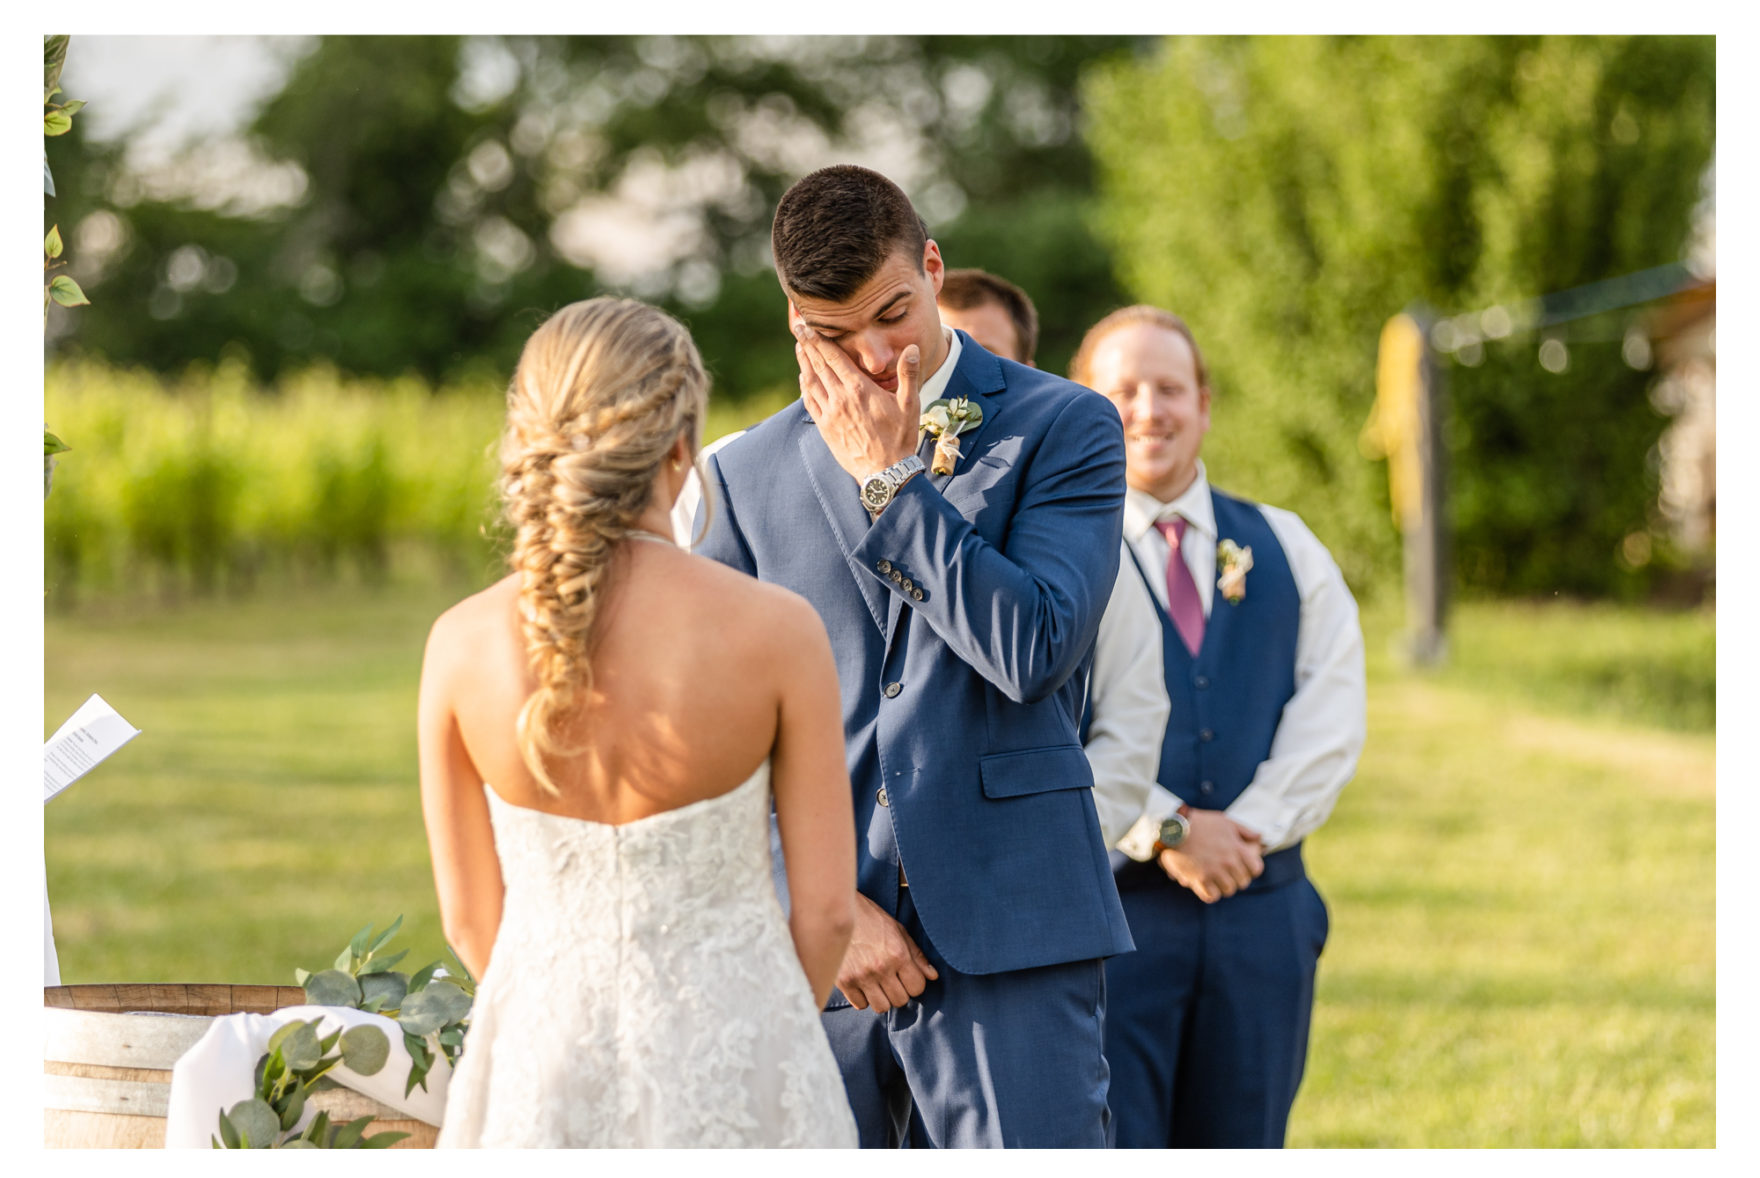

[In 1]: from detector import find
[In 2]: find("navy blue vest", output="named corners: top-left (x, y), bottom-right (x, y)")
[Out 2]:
top-left (1092, 489), bottom-right (1300, 812)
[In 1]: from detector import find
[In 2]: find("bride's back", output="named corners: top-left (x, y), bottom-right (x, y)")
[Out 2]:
top-left (437, 548), bottom-right (802, 824)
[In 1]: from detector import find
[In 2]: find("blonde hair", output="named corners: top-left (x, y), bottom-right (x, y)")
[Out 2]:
top-left (1069, 304), bottom-right (1210, 392)
top-left (500, 297), bottom-right (708, 794)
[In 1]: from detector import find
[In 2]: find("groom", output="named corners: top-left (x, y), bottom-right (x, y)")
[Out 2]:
top-left (696, 165), bottom-right (1133, 1148)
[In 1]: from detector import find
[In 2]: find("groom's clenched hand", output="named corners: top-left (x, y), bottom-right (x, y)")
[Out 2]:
top-left (793, 318), bottom-right (921, 482)
top-left (837, 892), bottom-right (939, 1012)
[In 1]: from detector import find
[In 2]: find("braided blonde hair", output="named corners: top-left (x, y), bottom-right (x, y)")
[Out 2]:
top-left (500, 297), bottom-right (708, 795)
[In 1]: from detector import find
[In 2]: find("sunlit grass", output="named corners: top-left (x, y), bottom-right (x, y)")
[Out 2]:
top-left (44, 586), bottom-right (1714, 1146)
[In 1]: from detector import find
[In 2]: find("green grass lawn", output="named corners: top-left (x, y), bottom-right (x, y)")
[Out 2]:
top-left (44, 582), bottom-right (1714, 1147)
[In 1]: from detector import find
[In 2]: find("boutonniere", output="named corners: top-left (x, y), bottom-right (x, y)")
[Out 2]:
top-left (1217, 539), bottom-right (1254, 604)
top-left (919, 396), bottom-right (983, 476)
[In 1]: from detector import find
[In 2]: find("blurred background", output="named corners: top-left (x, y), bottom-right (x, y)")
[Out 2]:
top-left (43, 35), bottom-right (1714, 1146)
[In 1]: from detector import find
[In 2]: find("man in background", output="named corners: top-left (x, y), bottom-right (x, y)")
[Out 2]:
top-left (1071, 304), bottom-right (1365, 1148)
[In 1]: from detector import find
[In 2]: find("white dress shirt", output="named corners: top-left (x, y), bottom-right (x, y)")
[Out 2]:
top-left (1083, 546), bottom-right (1171, 847)
top-left (672, 327), bottom-right (963, 546)
top-left (1114, 461), bottom-right (1366, 858)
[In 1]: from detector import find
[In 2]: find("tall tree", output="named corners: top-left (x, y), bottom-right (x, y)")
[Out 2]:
top-left (49, 35), bottom-right (1147, 393)
top-left (1084, 35), bottom-right (1714, 596)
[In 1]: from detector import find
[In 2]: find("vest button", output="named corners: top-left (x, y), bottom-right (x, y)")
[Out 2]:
top-left (883, 681), bottom-right (902, 698)
top-left (1199, 781), bottom-right (1215, 794)
top-left (1194, 675), bottom-right (1210, 689)
top-left (1199, 728), bottom-right (1214, 742)
top-left (876, 786), bottom-right (890, 807)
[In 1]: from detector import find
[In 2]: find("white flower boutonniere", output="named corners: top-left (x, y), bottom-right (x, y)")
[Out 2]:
top-left (919, 396), bottom-right (983, 476)
top-left (1217, 539), bottom-right (1254, 604)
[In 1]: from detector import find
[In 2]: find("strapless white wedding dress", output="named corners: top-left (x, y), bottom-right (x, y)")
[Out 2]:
top-left (436, 761), bottom-right (857, 1148)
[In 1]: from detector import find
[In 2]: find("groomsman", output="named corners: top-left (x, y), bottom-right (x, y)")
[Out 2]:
top-left (1070, 306), bottom-right (1366, 1148)
top-left (938, 269), bottom-right (1168, 849)
top-left (696, 167), bottom-right (1135, 1147)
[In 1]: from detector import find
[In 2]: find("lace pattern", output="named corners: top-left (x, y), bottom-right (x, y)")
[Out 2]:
top-left (435, 764), bottom-right (857, 1148)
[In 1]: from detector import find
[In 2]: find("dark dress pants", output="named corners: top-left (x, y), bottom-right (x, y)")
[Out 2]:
top-left (820, 883), bottom-right (1114, 1148)
top-left (1103, 847), bottom-right (1329, 1148)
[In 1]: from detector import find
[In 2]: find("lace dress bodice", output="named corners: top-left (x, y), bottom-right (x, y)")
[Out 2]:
top-left (435, 762), bottom-right (856, 1148)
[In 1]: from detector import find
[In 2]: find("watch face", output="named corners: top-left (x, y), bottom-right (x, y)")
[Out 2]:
top-left (861, 477), bottom-right (891, 510)
top-left (1159, 816), bottom-right (1188, 849)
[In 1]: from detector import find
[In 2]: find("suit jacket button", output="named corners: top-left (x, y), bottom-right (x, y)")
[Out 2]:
top-left (901, 577), bottom-right (915, 592)
top-left (1194, 675), bottom-right (1210, 689)
top-left (911, 588), bottom-right (924, 601)
top-left (890, 570), bottom-right (904, 584)
top-left (883, 681), bottom-right (902, 698)
top-left (1200, 781), bottom-right (1215, 794)
top-left (1199, 728), bottom-right (1214, 742)
top-left (877, 786), bottom-right (890, 807)
top-left (876, 559), bottom-right (892, 574)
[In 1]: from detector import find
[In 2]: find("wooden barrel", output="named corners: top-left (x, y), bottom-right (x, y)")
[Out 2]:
top-left (45, 984), bottom-right (438, 1149)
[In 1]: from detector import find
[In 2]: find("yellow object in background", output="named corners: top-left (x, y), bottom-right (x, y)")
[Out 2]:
top-left (1361, 313), bottom-right (1425, 527)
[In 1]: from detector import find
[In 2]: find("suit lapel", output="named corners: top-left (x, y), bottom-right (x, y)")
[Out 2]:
top-left (796, 422), bottom-right (890, 635)
top-left (883, 340), bottom-right (1009, 645)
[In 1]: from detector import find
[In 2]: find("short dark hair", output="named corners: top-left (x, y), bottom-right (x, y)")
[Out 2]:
top-left (1070, 305), bottom-right (1211, 392)
top-left (939, 268), bottom-right (1040, 366)
top-left (771, 165), bottom-right (929, 302)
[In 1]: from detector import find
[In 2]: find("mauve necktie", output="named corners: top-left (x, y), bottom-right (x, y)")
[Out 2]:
top-left (1155, 517), bottom-right (1205, 657)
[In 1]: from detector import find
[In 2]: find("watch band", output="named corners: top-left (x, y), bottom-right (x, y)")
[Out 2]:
top-left (862, 455), bottom-right (925, 513)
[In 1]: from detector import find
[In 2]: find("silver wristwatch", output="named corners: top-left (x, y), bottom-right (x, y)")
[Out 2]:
top-left (860, 455), bottom-right (925, 514)
top-left (1156, 810), bottom-right (1192, 851)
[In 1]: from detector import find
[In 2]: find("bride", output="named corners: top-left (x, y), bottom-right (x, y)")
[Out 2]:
top-left (418, 297), bottom-right (858, 1147)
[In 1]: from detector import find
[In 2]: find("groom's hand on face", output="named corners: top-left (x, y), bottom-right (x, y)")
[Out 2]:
top-left (1157, 810), bottom-right (1265, 904)
top-left (838, 891), bottom-right (940, 1013)
top-left (792, 314), bottom-right (921, 483)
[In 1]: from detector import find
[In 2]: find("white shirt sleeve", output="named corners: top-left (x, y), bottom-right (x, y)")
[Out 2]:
top-left (1222, 506), bottom-right (1367, 852)
top-left (1082, 545), bottom-right (1171, 849)
top-left (672, 430), bottom-right (747, 547)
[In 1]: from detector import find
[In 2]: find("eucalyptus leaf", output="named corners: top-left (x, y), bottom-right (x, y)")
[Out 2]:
top-left (226, 1097), bottom-right (281, 1149)
top-left (44, 430), bottom-right (70, 457)
top-left (266, 1021), bottom-right (301, 1057)
top-left (362, 948), bottom-right (408, 976)
top-left (277, 1080), bottom-right (308, 1131)
top-left (360, 970), bottom-right (408, 1010)
top-left (331, 1114), bottom-right (370, 1149)
top-left (335, 946), bottom-right (356, 971)
top-left (348, 920), bottom-right (376, 959)
top-left (304, 968), bottom-right (363, 1008)
top-left (318, 1028), bottom-right (342, 1054)
top-left (293, 967), bottom-right (311, 987)
top-left (217, 1109), bottom-right (240, 1150)
top-left (366, 915), bottom-right (403, 955)
top-left (252, 1052), bottom-right (269, 1095)
top-left (406, 961), bottom-right (441, 992)
top-left (339, 1025), bottom-right (391, 1076)
top-left (362, 1130), bottom-right (412, 1149)
top-left (48, 274), bottom-right (88, 307)
top-left (278, 1021), bottom-right (324, 1072)
top-left (304, 1109), bottom-right (330, 1143)
top-left (398, 980), bottom-right (470, 1034)
top-left (279, 1139), bottom-right (319, 1148)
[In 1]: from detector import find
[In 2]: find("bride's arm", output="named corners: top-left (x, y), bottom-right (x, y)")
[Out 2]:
top-left (769, 596), bottom-right (856, 1009)
top-left (417, 612), bottom-right (504, 983)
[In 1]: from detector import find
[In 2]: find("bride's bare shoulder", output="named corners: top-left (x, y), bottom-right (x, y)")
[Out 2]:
top-left (680, 555), bottom-right (827, 644)
top-left (425, 574), bottom-right (520, 655)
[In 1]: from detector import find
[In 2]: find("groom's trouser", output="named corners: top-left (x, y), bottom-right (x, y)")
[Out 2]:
top-left (819, 883), bottom-right (1114, 1148)
top-left (1102, 844), bottom-right (1328, 1148)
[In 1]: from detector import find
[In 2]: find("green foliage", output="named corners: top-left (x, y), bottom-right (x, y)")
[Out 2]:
top-left (48, 36), bottom-right (1143, 395)
top-left (211, 1016), bottom-right (406, 1149)
top-left (43, 359), bottom-right (791, 606)
top-left (1084, 36), bottom-right (1714, 598)
top-left (44, 35), bottom-right (88, 480)
top-left (299, 916), bottom-right (474, 1097)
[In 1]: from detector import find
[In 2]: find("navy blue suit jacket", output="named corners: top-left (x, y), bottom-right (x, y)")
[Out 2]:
top-left (696, 332), bottom-right (1136, 977)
